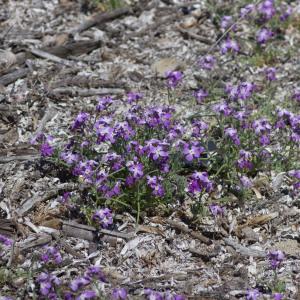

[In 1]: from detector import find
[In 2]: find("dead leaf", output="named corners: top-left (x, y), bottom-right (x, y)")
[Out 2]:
top-left (137, 225), bottom-right (165, 236)
top-left (151, 58), bottom-right (185, 77)
top-left (247, 212), bottom-right (279, 227)
top-left (0, 50), bottom-right (17, 74)
top-left (40, 218), bottom-right (62, 230)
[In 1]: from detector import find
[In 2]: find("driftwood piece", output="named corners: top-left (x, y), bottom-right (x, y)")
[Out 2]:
top-left (72, 7), bottom-right (131, 35)
top-left (30, 48), bottom-right (75, 66)
top-left (0, 68), bottom-right (29, 86)
top-left (62, 221), bottom-right (96, 241)
top-left (62, 221), bottom-right (134, 241)
top-left (165, 219), bottom-right (211, 245)
top-left (16, 183), bottom-right (77, 217)
top-left (50, 87), bottom-right (124, 97)
top-left (224, 238), bottom-right (266, 258)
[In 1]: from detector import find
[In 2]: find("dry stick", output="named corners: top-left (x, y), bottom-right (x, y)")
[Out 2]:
top-left (72, 7), bottom-right (131, 35)
top-left (33, 106), bottom-right (57, 137)
top-left (165, 219), bottom-right (211, 245)
top-left (50, 87), bottom-right (124, 97)
top-left (30, 48), bottom-right (75, 67)
top-left (176, 25), bottom-right (213, 45)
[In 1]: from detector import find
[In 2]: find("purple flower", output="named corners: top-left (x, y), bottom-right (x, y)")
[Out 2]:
top-left (40, 143), bottom-right (54, 157)
top-left (188, 171), bottom-right (213, 194)
top-left (238, 82), bottom-right (256, 100)
top-left (144, 289), bottom-right (163, 300)
top-left (126, 159), bottom-right (144, 179)
top-left (265, 67), bottom-right (276, 81)
top-left (240, 4), bottom-right (255, 18)
top-left (112, 288), bottom-right (127, 300)
top-left (220, 16), bottom-right (235, 31)
top-left (173, 296), bottom-right (186, 300)
top-left (127, 92), bottom-right (143, 104)
top-left (237, 150), bottom-right (253, 170)
top-left (183, 142), bottom-right (204, 161)
top-left (76, 290), bottom-right (97, 300)
top-left (165, 71), bottom-right (183, 88)
top-left (258, 0), bottom-right (276, 20)
top-left (96, 96), bottom-right (113, 111)
top-left (259, 134), bottom-right (270, 146)
top-left (280, 5), bottom-right (292, 22)
top-left (221, 38), bottom-right (239, 54)
top-left (256, 28), bottom-right (273, 44)
top-left (60, 151), bottom-right (80, 165)
top-left (146, 176), bottom-right (165, 197)
top-left (240, 175), bottom-right (253, 188)
top-left (252, 118), bottom-right (272, 135)
top-left (292, 89), bottom-right (300, 103)
top-left (192, 120), bottom-right (209, 137)
top-left (84, 266), bottom-right (106, 282)
top-left (225, 83), bottom-right (239, 101)
top-left (37, 272), bottom-right (61, 296)
top-left (224, 127), bottom-right (240, 145)
top-left (194, 88), bottom-right (208, 104)
top-left (70, 277), bottom-right (90, 292)
top-left (213, 101), bottom-right (232, 116)
top-left (268, 250), bottom-right (285, 269)
top-left (209, 204), bottom-right (224, 217)
top-left (94, 122), bottom-right (115, 143)
top-left (198, 55), bottom-right (216, 70)
top-left (0, 234), bottom-right (13, 246)
top-left (93, 208), bottom-right (113, 228)
top-left (273, 293), bottom-right (284, 300)
top-left (114, 121), bottom-right (135, 141)
top-left (147, 140), bottom-right (169, 161)
top-left (41, 246), bottom-right (62, 265)
top-left (71, 112), bottom-right (90, 130)
top-left (246, 289), bottom-right (260, 300)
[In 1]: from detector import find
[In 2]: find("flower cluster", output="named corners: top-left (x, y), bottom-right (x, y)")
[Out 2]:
top-left (93, 208), bottom-right (113, 229)
top-left (268, 250), bottom-right (285, 269)
top-left (41, 246), bottom-right (62, 265)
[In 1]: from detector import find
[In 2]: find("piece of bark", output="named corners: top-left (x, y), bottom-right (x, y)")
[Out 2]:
top-left (165, 219), bottom-right (211, 245)
top-left (0, 219), bottom-right (16, 237)
top-left (30, 48), bottom-right (75, 66)
top-left (0, 154), bottom-right (39, 164)
top-left (0, 68), bottom-right (29, 86)
top-left (224, 238), bottom-right (266, 258)
top-left (72, 7), bottom-right (131, 35)
top-left (18, 233), bottom-right (52, 251)
top-left (50, 87), bottom-right (124, 97)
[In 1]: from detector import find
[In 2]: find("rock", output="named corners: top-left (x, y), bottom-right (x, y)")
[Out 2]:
top-left (151, 57), bottom-right (185, 77)
top-left (192, 8), bottom-right (203, 18)
top-left (272, 240), bottom-right (300, 256)
top-left (272, 172), bottom-right (286, 191)
top-left (181, 16), bottom-right (197, 28)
